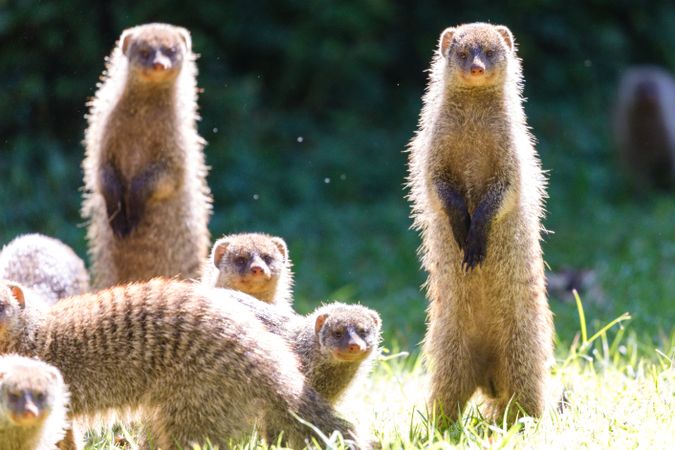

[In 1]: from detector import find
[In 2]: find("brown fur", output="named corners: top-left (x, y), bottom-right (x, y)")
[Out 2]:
top-left (0, 354), bottom-right (70, 450)
top-left (297, 303), bottom-right (381, 404)
top-left (82, 23), bottom-right (212, 289)
top-left (407, 23), bottom-right (554, 424)
top-left (230, 295), bottom-right (381, 404)
top-left (203, 233), bottom-right (294, 308)
top-left (0, 279), bottom-right (359, 449)
top-left (614, 65), bottom-right (675, 190)
top-left (0, 234), bottom-right (89, 306)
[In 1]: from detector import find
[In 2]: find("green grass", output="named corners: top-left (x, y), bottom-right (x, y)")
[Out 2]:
top-left (83, 297), bottom-right (675, 449)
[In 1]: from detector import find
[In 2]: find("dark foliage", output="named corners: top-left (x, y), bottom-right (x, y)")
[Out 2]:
top-left (1, 0), bottom-right (673, 346)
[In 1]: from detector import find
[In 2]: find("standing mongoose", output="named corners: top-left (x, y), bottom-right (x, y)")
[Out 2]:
top-left (407, 23), bottom-right (554, 425)
top-left (0, 234), bottom-right (89, 306)
top-left (0, 354), bottom-right (70, 450)
top-left (82, 23), bottom-right (212, 289)
top-left (203, 233), bottom-right (294, 308)
top-left (614, 65), bottom-right (675, 190)
top-left (228, 293), bottom-right (381, 405)
top-left (0, 279), bottom-right (359, 449)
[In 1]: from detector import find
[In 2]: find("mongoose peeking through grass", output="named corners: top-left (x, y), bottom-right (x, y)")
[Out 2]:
top-left (82, 23), bottom-right (212, 289)
top-left (0, 279), bottom-right (359, 449)
top-left (297, 302), bottom-right (382, 404)
top-left (407, 22), bottom-right (554, 426)
top-left (0, 234), bottom-right (89, 306)
top-left (0, 354), bottom-right (70, 450)
top-left (203, 233), bottom-right (294, 308)
top-left (228, 292), bottom-right (381, 405)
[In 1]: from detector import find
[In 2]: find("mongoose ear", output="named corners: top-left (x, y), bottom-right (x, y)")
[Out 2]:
top-left (314, 313), bottom-right (328, 334)
top-left (439, 27), bottom-right (456, 57)
top-left (47, 366), bottom-right (61, 384)
top-left (120, 29), bottom-right (135, 56)
top-left (367, 310), bottom-right (382, 329)
top-left (6, 282), bottom-right (26, 309)
top-left (177, 27), bottom-right (192, 53)
top-left (495, 25), bottom-right (514, 51)
top-left (270, 237), bottom-right (288, 261)
top-left (212, 239), bottom-right (231, 268)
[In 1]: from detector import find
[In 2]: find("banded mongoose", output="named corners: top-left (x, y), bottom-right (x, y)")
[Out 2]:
top-left (0, 279), bottom-right (359, 449)
top-left (614, 65), bottom-right (675, 190)
top-left (296, 302), bottom-right (382, 404)
top-left (407, 22), bottom-right (554, 425)
top-left (228, 293), bottom-right (381, 404)
top-left (203, 233), bottom-right (294, 308)
top-left (82, 23), bottom-right (212, 289)
top-left (0, 354), bottom-right (70, 450)
top-left (0, 234), bottom-right (89, 306)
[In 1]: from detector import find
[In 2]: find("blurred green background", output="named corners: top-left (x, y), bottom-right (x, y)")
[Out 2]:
top-left (0, 0), bottom-right (673, 351)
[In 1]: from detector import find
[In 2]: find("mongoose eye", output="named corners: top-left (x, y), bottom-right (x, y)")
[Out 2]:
top-left (138, 49), bottom-right (151, 60)
top-left (233, 256), bottom-right (247, 267)
top-left (458, 51), bottom-right (468, 60)
top-left (7, 392), bottom-right (20, 403)
top-left (34, 392), bottom-right (46, 403)
top-left (485, 50), bottom-right (495, 58)
top-left (261, 254), bottom-right (273, 265)
top-left (164, 46), bottom-right (177, 57)
top-left (332, 329), bottom-right (344, 339)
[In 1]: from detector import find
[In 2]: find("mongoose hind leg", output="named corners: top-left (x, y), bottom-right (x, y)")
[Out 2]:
top-left (490, 323), bottom-right (549, 423)
top-left (425, 309), bottom-right (478, 428)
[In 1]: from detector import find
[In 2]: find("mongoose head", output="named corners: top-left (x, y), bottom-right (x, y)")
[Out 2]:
top-left (120, 23), bottom-right (191, 84)
top-left (210, 233), bottom-right (290, 303)
top-left (438, 23), bottom-right (514, 88)
top-left (0, 355), bottom-right (64, 427)
top-left (314, 303), bottom-right (382, 363)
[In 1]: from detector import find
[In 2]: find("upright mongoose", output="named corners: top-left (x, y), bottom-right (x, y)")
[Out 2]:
top-left (227, 293), bottom-right (381, 405)
top-left (203, 233), bottom-right (294, 308)
top-left (0, 234), bottom-right (89, 306)
top-left (407, 23), bottom-right (554, 425)
top-left (614, 65), bottom-right (675, 190)
top-left (0, 279), bottom-right (359, 449)
top-left (82, 23), bottom-right (212, 289)
top-left (0, 354), bottom-right (70, 450)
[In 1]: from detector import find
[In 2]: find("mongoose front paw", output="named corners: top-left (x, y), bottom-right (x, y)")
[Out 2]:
top-left (451, 219), bottom-right (469, 252)
top-left (108, 204), bottom-right (132, 238)
top-left (124, 207), bottom-right (142, 236)
top-left (462, 233), bottom-right (487, 271)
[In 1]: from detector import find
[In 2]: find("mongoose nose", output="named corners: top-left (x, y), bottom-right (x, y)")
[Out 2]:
top-left (153, 62), bottom-right (167, 71)
top-left (250, 265), bottom-right (264, 276)
top-left (471, 64), bottom-right (485, 75)
top-left (10, 406), bottom-right (38, 424)
top-left (21, 409), bottom-right (38, 420)
top-left (347, 343), bottom-right (363, 353)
